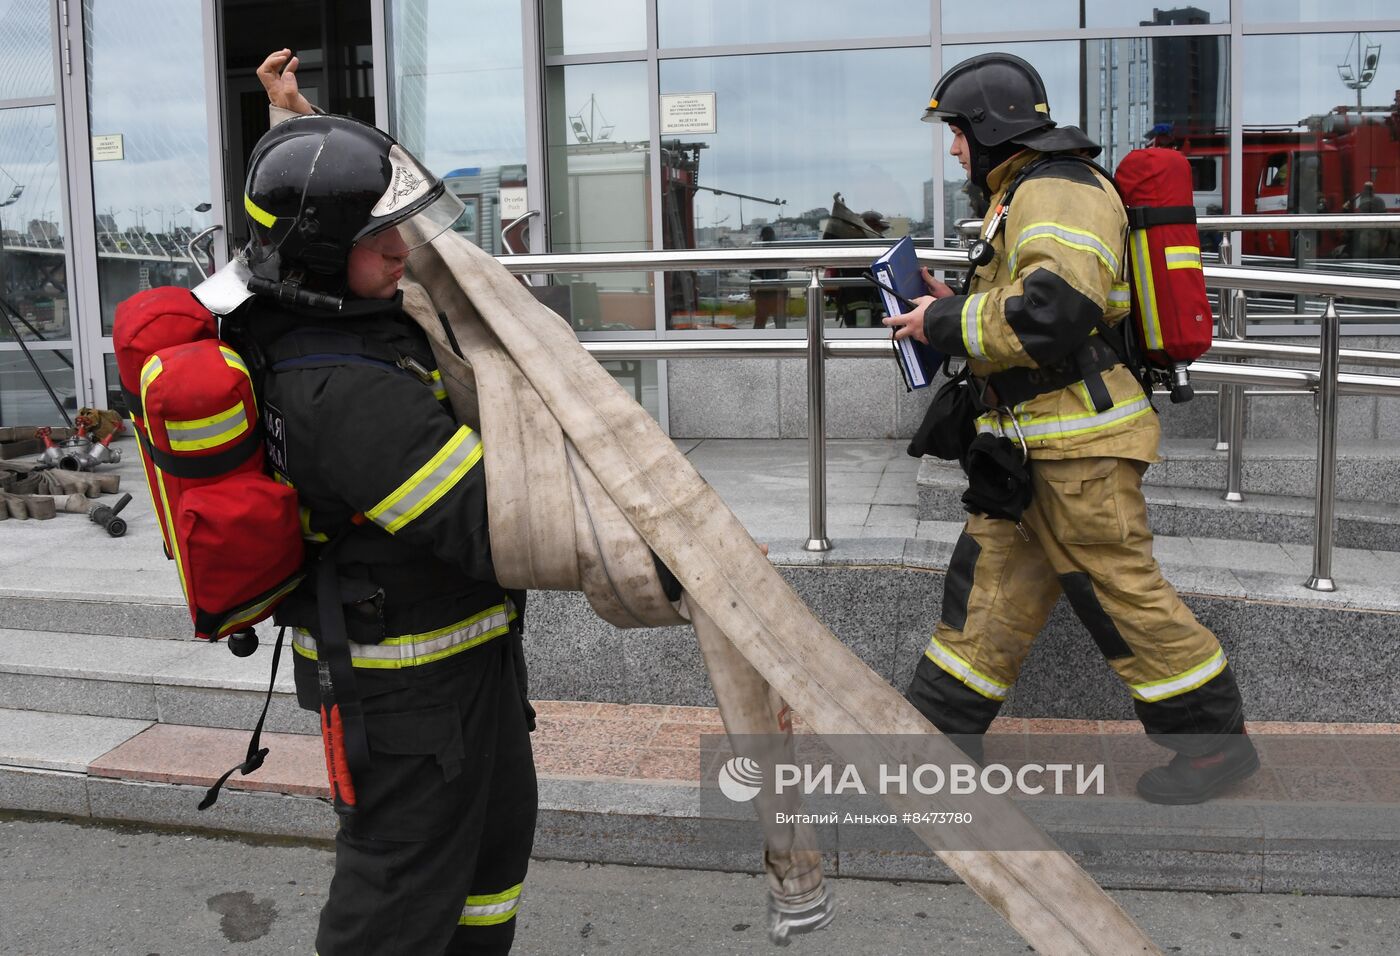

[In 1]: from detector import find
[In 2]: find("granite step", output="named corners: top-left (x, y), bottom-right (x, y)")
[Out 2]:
top-left (6, 532), bottom-right (1400, 725)
top-left (0, 628), bottom-right (315, 735)
top-left (1149, 438), bottom-right (1400, 506)
top-left (4, 707), bottom-right (1399, 897)
top-left (917, 457), bottom-right (1400, 551)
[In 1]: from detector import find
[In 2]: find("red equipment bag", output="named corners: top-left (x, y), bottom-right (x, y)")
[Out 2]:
top-left (1114, 147), bottom-right (1214, 369)
top-left (113, 288), bottom-right (304, 641)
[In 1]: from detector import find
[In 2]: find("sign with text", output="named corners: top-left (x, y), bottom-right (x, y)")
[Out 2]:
top-left (92, 134), bottom-right (124, 162)
top-left (660, 92), bottom-right (716, 135)
top-left (499, 187), bottom-right (528, 221)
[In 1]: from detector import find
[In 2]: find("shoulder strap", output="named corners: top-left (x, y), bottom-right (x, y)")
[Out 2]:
top-left (266, 326), bottom-right (428, 382)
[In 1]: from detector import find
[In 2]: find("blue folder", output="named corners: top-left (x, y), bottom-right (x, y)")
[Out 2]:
top-left (870, 236), bottom-right (944, 389)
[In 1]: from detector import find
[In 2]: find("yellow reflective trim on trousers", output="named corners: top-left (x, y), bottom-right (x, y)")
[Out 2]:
top-left (166, 401), bottom-right (249, 451)
top-left (245, 194), bottom-right (276, 228)
top-left (1009, 222), bottom-right (1120, 278)
top-left (1130, 649), bottom-right (1227, 702)
top-left (976, 394), bottom-right (1153, 443)
top-left (924, 636), bottom-right (1009, 701)
top-left (291, 603), bottom-right (516, 669)
top-left (1130, 230), bottom-right (1163, 350)
top-left (1164, 245), bottom-right (1202, 270)
top-left (460, 882), bottom-right (523, 926)
top-left (365, 426), bottom-right (483, 534)
top-left (961, 293), bottom-right (988, 360)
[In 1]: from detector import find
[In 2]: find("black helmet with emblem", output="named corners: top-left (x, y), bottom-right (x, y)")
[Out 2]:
top-left (922, 53), bottom-right (1099, 189)
top-left (243, 113), bottom-right (463, 277)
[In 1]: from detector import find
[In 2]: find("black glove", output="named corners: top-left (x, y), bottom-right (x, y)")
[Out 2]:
top-left (959, 433), bottom-right (1032, 523)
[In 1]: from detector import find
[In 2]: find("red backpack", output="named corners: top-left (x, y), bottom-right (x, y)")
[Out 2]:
top-left (1114, 147), bottom-right (1214, 402)
top-left (113, 288), bottom-right (304, 646)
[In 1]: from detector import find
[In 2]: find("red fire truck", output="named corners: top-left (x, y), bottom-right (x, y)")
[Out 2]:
top-left (1150, 90), bottom-right (1399, 259)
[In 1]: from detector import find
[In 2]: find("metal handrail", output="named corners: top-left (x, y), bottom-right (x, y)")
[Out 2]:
top-left (497, 231), bottom-right (1400, 588)
top-left (959, 213), bottom-right (1399, 237)
top-left (501, 245), bottom-right (1400, 303)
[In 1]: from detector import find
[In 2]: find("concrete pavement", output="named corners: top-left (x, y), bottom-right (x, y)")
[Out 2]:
top-left (1, 814), bottom-right (1395, 956)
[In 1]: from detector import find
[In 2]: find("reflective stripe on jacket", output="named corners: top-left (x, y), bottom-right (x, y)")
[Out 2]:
top-left (925, 150), bottom-right (1160, 462)
top-left (293, 602), bottom-right (517, 669)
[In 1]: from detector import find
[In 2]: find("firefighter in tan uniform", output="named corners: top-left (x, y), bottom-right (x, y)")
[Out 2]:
top-left (885, 53), bottom-right (1258, 804)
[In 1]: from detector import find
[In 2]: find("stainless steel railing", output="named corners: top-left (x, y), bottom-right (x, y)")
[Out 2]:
top-left (497, 226), bottom-right (1400, 587)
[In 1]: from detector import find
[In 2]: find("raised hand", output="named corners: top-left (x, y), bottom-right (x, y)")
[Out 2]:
top-left (256, 48), bottom-right (314, 115)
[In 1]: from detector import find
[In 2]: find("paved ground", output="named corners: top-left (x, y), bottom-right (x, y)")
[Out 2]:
top-left (1, 814), bottom-right (1395, 956)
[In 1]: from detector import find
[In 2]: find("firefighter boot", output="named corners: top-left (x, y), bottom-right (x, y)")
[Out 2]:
top-left (1136, 734), bottom-right (1259, 805)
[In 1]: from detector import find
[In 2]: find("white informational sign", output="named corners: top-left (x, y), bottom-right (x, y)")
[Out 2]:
top-left (499, 186), bottom-right (529, 221)
top-left (660, 93), bottom-right (717, 135)
top-left (92, 134), bottom-right (124, 162)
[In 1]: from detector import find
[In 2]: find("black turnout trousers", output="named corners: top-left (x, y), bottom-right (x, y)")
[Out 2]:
top-left (314, 637), bottom-right (537, 956)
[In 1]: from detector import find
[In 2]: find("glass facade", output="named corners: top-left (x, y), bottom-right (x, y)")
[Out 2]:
top-left (0, 1), bottom-right (72, 426)
top-left (84, 0), bottom-right (215, 337)
top-left (658, 0), bottom-right (929, 48)
top-left (6, 0), bottom-right (1398, 427)
top-left (389, 0), bottom-right (528, 257)
top-left (943, 0), bottom-right (1227, 32)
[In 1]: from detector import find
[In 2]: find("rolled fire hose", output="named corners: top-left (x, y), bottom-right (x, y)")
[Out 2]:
top-left (399, 228), bottom-right (1161, 956)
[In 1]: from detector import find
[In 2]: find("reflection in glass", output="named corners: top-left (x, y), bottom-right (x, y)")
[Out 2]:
top-left (544, 61), bottom-right (654, 331)
top-left (0, 0), bottom-right (55, 101)
top-left (659, 0), bottom-right (928, 48)
top-left (1243, 0), bottom-right (1394, 23)
top-left (543, 0), bottom-right (647, 57)
top-left (0, 348), bottom-right (73, 426)
top-left (940, 38), bottom-right (1230, 233)
top-left (1083, 0), bottom-right (1226, 28)
top-left (391, 0), bottom-right (528, 255)
top-left (660, 48), bottom-right (927, 330)
top-left (0, 106), bottom-right (69, 343)
top-left (600, 358), bottom-right (660, 422)
top-left (942, 0), bottom-right (1227, 32)
top-left (1243, 32), bottom-right (1400, 266)
top-left (84, 0), bottom-right (213, 335)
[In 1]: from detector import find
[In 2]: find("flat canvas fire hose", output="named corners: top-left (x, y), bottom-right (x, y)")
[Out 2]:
top-left (401, 228), bottom-right (1161, 956)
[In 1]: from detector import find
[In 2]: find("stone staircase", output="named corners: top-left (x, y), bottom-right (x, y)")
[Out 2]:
top-left (918, 437), bottom-right (1400, 552)
top-left (3, 441), bottom-right (1400, 895)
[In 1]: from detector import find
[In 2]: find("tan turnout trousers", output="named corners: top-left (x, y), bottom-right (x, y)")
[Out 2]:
top-left (915, 456), bottom-right (1243, 747)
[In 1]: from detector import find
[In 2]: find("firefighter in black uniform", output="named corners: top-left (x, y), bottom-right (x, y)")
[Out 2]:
top-left (223, 52), bottom-right (536, 955)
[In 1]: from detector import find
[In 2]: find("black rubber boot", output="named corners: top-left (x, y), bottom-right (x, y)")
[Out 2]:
top-left (1136, 734), bottom-right (1260, 805)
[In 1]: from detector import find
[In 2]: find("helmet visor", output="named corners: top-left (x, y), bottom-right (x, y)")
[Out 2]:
top-left (369, 187), bottom-right (465, 252)
top-left (921, 102), bottom-right (963, 125)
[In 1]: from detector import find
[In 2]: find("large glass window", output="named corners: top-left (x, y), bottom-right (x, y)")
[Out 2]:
top-left (942, 0), bottom-right (1226, 34)
top-left (939, 37), bottom-right (1230, 233)
top-left (1243, 32), bottom-right (1399, 266)
top-left (0, 106), bottom-right (70, 344)
top-left (0, 349), bottom-right (73, 425)
top-left (658, 0), bottom-right (928, 48)
top-left (0, 0), bottom-right (54, 101)
top-left (544, 0), bottom-right (648, 57)
top-left (544, 60), bottom-right (654, 332)
top-left (390, 0), bottom-right (528, 256)
top-left (83, 0), bottom-right (214, 335)
top-left (1243, 1), bottom-right (1395, 23)
top-left (660, 47), bottom-right (929, 330)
